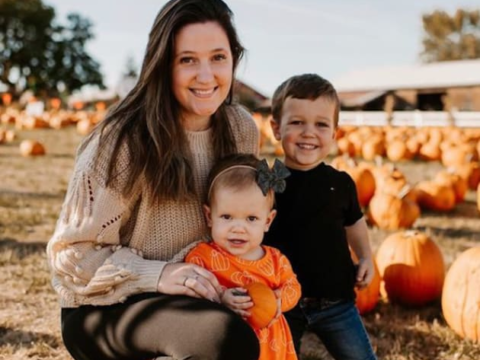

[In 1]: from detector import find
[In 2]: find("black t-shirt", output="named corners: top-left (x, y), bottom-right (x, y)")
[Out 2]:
top-left (264, 162), bottom-right (363, 300)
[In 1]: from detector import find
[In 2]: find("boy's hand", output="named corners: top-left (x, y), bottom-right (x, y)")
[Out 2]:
top-left (355, 257), bottom-right (375, 289)
top-left (221, 288), bottom-right (253, 318)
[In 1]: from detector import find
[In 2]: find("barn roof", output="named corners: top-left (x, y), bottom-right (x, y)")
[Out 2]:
top-left (333, 59), bottom-right (480, 92)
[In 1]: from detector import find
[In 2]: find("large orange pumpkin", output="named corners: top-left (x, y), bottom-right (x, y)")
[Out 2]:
top-left (442, 246), bottom-right (480, 343)
top-left (350, 250), bottom-right (381, 315)
top-left (245, 282), bottom-right (277, 329)
top-left (376, 231), bottom-right (445, 306)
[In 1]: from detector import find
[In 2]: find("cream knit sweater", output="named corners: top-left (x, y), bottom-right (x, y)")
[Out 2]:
top-left (47, 105), bottom-right (259, 307)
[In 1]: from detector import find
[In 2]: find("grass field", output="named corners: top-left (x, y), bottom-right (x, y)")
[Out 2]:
top-left (1, 125), bottom-right (479, 360)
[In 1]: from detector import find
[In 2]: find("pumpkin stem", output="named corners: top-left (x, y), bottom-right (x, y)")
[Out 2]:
top-left (397, 184), bottom-right (411, 199)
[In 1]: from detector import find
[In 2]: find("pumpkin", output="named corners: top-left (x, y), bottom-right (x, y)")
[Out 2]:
top-left (405, 137), bottom-right (421, 157)
top-left (442, 246), bottom-right (480, 343)
top-left (441, 145), bottom-right (474, 167)
top-left (1, 92), bottom-right (12, 106)
top-left (245, 282), bottom-right (277, 329)
top-left (451, 163), bottom-right (480, 190)
top-left (386, 140), bottom-right (413, 162)
top-left (434, 171), bottom-right (467, 204)
top-left (376, 231), bottom-right (445, 306)
top-left (344, 161), bottom-right (376, 207)
top-left (367, 186), bottom-right (420, 230)
top-left (19, 140), bottom-right (46, 157)
top-left (76, 118), bottom-right (96, 136)
top-left (350, 250), bottom-right (381, 315)
top-left (4, 130), bottom-right (15, 143)
top-left (415, 181), bottom-right (455, 212)
top-left (361, 137), bottom-right (385, 161)
top-left (50, 97), bottom-right (61, 110)
top-left (336, 137), bottom-right (355, 157)
top-left (478, 183), bottom-right (480, 213)
top-left (419, 141), bottom-right (441, 161)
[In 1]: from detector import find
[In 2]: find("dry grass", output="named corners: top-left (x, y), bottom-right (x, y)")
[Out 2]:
top-left (1, 125), bottom-right (479, 360)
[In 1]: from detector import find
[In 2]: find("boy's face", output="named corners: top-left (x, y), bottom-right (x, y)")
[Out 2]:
top-left (204, 184), bottom-right (276, 261)
top-left (271, 96), bottom-right (336, 171)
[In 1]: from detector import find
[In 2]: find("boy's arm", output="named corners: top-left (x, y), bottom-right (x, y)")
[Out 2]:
top-left (275, 253), bottom-right (302, 313)
top-left (346, 217), bottom-right (374, 288)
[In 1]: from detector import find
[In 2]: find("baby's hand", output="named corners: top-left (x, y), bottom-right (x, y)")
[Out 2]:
top-left (355, 257), bottom-right (375, 289)
top-left (272, 289), bottom-right (282, 321)
top-left (221, 288), bottom-right (254, 318)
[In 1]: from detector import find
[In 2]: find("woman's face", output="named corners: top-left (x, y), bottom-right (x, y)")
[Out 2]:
top-left (172, 21), bottom-right (233, 131)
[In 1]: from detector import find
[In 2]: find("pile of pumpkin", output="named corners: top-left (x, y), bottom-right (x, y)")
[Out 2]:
top-left (330, 155), bottom-right (480, 225)
top-left (336, 125), bottom-right (480, 167)
top-left (1, 107), bottom-right (104, 134)
top-left (0, 107), bottom-right (106, 157)
top-left (252, 113), bottom-right (285, 156)
top-left (329, 152), bottom-right (480, 343)
top-left (352, 231), bottom-right (480, 343)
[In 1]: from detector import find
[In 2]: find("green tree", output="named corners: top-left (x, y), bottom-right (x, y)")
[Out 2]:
top-left (421, 9), bottom-right (480, 62)
top-left (0, 0), bottom-right (103, 97)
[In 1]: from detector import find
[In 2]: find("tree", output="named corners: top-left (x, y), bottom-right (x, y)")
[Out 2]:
top-left (0, 0), bottom-right (104, 98)
top-left (421, 9), bottom-right (480, 62)
top-left (123, 55), bottom-right (139, 79)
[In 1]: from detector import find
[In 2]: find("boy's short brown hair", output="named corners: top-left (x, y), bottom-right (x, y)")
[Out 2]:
top-left (271, 73), bottom-right (340, 127)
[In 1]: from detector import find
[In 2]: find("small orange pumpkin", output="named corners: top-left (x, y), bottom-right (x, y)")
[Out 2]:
top-left (386, 140), bottom-right (413, 162)
top-left (19, 140), bottom-right (46, 157)
top-left (442, 246), bottom-right (480, 343)
top-left (415, 181), bottom-right (455, 212)
top-left (350, 250), bottom-right (381, 315)
top-left (245, 282), bottom-right (277, 329)
top-left (367, 186), bottom-right (420, 230)
top-left (477, 183), bottom-right (480, 213)
top-left (376, 231), bottom-right (445, 306)
top-left (76, 118), bottom-right (96, 136)
top-left (451, 163), bottom-right (480, 190)
top-left (434, 171), bottom-right (467, 204)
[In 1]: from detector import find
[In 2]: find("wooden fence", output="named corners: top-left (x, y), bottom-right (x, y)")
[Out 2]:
top-left (339, 111), bottom-right (480, 128)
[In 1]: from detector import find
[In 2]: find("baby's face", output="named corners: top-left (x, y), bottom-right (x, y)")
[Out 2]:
top-left (204, 184), bottom-right (276, 261)
top-left (271, 96), bottom-right (336, 171)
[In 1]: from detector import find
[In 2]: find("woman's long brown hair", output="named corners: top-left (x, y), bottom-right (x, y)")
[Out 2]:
top-left (81, 0), bottom-right (245, 202)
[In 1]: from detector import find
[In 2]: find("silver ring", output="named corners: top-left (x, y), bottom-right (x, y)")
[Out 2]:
top-left (183, 276), bottom-right (189, 286)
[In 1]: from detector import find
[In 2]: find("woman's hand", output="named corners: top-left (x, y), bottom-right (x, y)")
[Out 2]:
top-left (220, 288), bottom-right (253, 318)
top-left (157, 263), bottom-right (223, 302)
top-left (355, 257), bottom-right (375, 289)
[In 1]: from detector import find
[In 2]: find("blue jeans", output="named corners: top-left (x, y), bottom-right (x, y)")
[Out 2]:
top-left (285, 299), bottom-right (377, 360)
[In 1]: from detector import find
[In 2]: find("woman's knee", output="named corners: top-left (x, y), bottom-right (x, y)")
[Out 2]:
top-left (61, 308), bottom-right (109, 360)
top-left (207, 309), bottom-right (260, 360)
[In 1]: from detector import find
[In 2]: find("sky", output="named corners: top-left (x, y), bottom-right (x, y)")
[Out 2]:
top-left (43, 0), bottom-right (480, 97)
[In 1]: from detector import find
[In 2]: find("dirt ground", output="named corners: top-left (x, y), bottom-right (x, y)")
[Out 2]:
top-left (1, 125), bottom-right (479, 360)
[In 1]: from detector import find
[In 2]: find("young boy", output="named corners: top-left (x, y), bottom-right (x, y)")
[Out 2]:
top-left (264, 74), bottom-right (377, 360)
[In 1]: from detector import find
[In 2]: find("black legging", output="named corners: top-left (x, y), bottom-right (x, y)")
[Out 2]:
top-left (61, 292), bottom-right (260, 360)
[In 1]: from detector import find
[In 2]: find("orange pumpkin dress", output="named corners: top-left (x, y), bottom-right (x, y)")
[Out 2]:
top-left (186, 242), bottom-right (301, 360)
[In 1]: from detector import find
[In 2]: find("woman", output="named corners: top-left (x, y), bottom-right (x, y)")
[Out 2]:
top-left (47, 0), bottom-right (260, 359)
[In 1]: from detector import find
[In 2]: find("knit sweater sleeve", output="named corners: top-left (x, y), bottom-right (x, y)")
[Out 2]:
top-left (46, 136), bottom-right (166, 307)
top-left (227, 104), bottom-right (260, 156)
